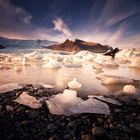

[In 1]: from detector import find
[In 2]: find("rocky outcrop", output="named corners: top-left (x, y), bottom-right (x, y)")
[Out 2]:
top-left (47, 39), bottom-right (80, 52)
top-left (47, 39), bottom-right (112, 53)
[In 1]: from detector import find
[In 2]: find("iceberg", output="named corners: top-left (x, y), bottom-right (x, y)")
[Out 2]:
top-left (13, 66), bottom-right (22, 72)
top-left (102, 60), bottom-right (119, 68)
top-left (64, 63), bottom-right (82, 68)
top-left (129, 58), bottom-right (140, 68)
top-left (15, 92), bottom-right (42, 108)
top-left (21, 57), bottom-right (29, 65)
top-left (43, 60), bottom-right (61, 69)
top-left (68, 78), bottom-right (82, 89)
top-left (92, 62), bottom-right (102, 70)
top-left (97, 75), bottom-right (140, 85)
top-left (123, 85), bottom-right (136, 95)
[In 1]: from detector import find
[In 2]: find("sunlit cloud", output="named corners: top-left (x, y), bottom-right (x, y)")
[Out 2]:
top-left (53, 18), bottom-right (72, 37)
top-left (0, 0), bottom-right (139, 47)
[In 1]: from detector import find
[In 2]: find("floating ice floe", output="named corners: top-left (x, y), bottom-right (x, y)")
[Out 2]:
top-left (97, 75), bottom-right (140, 85)
top-left (129, 58), bottom-right (140, 69)
top-left (21, 57), bottom-right (29, 65)
top-left (68, 78), bottom-right (82, 90)
top-left (24, 51), bottom-right (42, 60)
top-left (123, 85), bottom-right (136, 95)
top-left (88, 95), bottom-right (121, 105)
top-left (11, 56), bottom-right (22, 62)
top-left (102, 60), bottom-right (119, 68)
top-left (0, 83), bottom-right (22, 94)
top-left (15, 92), bottom-right (42, 108)
top-left (92, 62), bottom-right (102, 70)
top-left (13, 66), bottom-right (22, 72)
top-left (46, 89), bottom-right (110, 115)
top-left (115, 49), bottom-right (140, 59)
top-left (94, 54), bottom-right (112, 64)
top-left (64, 63), bottom-right (82, 68)
top-left (82, 53), bottom-right (95, 61)
top-left (43, 60), bottom-right (61, 69)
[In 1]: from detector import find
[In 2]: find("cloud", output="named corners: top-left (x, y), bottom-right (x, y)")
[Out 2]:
top-left (53, 18), bottom-right (72, 37)
top-left (0, 0), bottom-right (32, 28)
top-left (0, 0), bottom-right (73, 42)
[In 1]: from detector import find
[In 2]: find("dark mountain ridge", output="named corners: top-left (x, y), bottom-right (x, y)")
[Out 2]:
top-left (47, 39), bottom-right (112, 53)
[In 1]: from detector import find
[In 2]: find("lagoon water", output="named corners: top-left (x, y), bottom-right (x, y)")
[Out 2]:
top-left (0, 48), bottom-right (140, 96)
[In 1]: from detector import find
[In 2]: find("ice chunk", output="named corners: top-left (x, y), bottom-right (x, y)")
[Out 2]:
top-left (102, 60), bottom-right (119, 68)
top-left (82, 53), bottom-right (95, 61)
top-left (94, 54), bottom-right (112, 64)
top-left (88, 95), bottom-right (121, 105)
top-left (24, 51), bottom-right (42, 60)
top-left (97, 75), bottom-right (139, 85)
top-left (74, 51), bottom-right (89, 57)
top-left (115, 49), bottom-right (140, 59)
top-left (129, 58), bottom-right (140, 68)
top-left (70, 98), bottom-right (110, 115)
top-left (11, 56), bottom-right (22, 62)
top-left (0, 83), bottom-right (22, 93)
top-left (43, 60), bottom-right (61, 69)
top-left (64, 63), bottom-right (82, 68)
top-left (123, 85), bottom-right (136, 95)
top-left (13, 66), bottom-right (22, 73)
top-left (47, 89), bottom-right (110, 115)
top-left (15, 92), bottom-right (41, 108)
top-left (68, 78), bottom-right (82, 90)
top-left (22, 57), bottom-right (29, 65)
top-left (46, 89), bottom-right (83, 115)
top-left (38, 82), bottom-right (54, 88)
top-left (92, 62), bottom-right (102, 70)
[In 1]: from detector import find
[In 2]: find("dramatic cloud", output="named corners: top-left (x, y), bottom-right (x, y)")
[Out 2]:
top-left (53, 18), bottom-right (72, 37)
top-left (0, 0), bottom-right (140, 47)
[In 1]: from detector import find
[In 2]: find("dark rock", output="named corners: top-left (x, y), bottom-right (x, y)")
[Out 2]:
top-left (29, 110), bottom-right (40, 119)
top-left (103, 47), bottom-right (119, 58)
top-left (81, 134), bottom-right (90, 140)
top-left (6, 105), bottom-right (13, 112)
top-left (130, 123), bottom-right (140, 132)
top-left (92, 127), bottom-right (106, 138)
top-left (16, 106), bottom-right (26, 112)
top-left (97, 118), bottom-right (104, 124)
top-left (47, 123), bottom-right (57, 131)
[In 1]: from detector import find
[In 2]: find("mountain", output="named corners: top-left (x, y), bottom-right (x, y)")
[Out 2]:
top-left (0, 37), bottom-right (57, 49)
top-left (47, 39), bottom-right (112, 53)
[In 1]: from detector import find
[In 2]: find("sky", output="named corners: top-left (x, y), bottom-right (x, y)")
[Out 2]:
top-left (0, 0), bottom-right (140, 48)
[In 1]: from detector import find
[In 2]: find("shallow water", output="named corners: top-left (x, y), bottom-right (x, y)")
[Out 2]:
top-left (0, 49), bottom-right (140, 96)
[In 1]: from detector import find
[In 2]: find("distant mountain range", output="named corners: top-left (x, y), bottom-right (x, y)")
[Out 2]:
top-left (0, 37), bottom-right (57, 49)
top-left (0, 37), bottom-right (112, 53)
top-left (47, 39), bottom-right (112, 53)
